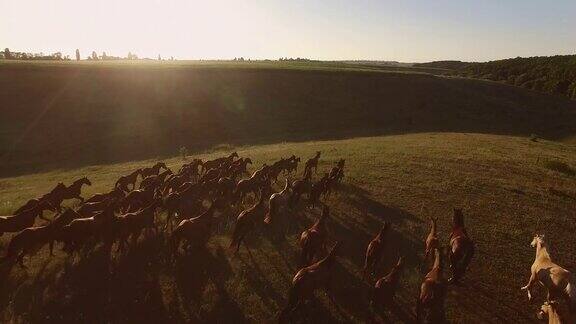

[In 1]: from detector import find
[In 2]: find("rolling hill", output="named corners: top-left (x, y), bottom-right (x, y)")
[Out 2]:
top-left (1, 61), bottom-right (575, 178)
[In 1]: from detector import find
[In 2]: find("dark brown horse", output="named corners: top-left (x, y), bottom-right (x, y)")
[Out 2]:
top-left (85, 187), bottom-right (126, 204)
top-left (0, 202), bottom-right (54, 237)
top-left (229, 191), bottom-right (268, 254)
top-left (448, 208), bottom-right (475, 283)
top-left (115, 169), bottom-right (142, 192)
top-left (115, 198), bottom-right (164, 253)
top-left (59, 177), bottom-right (92, 202)
top-left (140, 162), bottom-right (168, 179)
top-left (2, 208), bottom-right (81, 267)
top-left (201, 152), bottom-right (238, 174)
top-left (304, 151), bottom-right (321, 175)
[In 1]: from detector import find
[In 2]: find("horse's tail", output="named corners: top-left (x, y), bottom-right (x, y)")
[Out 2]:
top-left (565, 281), bottom-right (576, 308)
top-left (264, 197), bottom-right (276, 225)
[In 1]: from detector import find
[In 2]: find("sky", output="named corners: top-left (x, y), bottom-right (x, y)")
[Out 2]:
top-left (1, 0), bottom-right (575, 62)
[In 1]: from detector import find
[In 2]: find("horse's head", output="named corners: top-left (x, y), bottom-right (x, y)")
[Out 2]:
top-left (230, 152), bottom-right (239, 159)
top-left (244, 158), bottom-right (253, 165)
top-left (537, 301), bottom-right (558, 320)
top-left (315, 151), bottom-right (321, 158)
top-left (452, 208), bottom-right (464, 227)
top-left (82, 177), bottom-right (92, 186)
top-left (531, 234), bottom-right (545, 247)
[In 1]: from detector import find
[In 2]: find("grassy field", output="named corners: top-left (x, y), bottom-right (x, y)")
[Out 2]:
top-left (1, 61), bottom-right (575, 178)
top-left (1, 133), bottom-right (576, 323)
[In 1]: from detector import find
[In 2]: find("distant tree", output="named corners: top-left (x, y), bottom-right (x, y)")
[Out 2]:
top-left (102, 52), bottom-right (107, 60)
top-left (91, 51), bottom-right (98, 60)
top-left (158, 54), bottom-right (161, 60)
top-left (4, 48), bottom-right (12, 59)
top-left (170, 56), bottom-right (174, 61)
top-left (75, 49), bottom-right (80, 61)
top-left (52, 52), bottom-right (63, 60)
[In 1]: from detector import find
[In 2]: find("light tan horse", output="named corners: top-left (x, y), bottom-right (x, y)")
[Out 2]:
top-left (537, 301), bottom-right (572, 324)
top-left (521, 235), bottom-right (576, 311)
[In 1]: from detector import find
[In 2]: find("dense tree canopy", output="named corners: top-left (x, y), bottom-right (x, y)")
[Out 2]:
top-left (460, 55), bottom-right (576, 100)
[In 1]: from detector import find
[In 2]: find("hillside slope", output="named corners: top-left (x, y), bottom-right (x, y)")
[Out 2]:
top-left (1, 133), bottom-right (575, 323)
top-left (1, 63), bottom-right (575, 177)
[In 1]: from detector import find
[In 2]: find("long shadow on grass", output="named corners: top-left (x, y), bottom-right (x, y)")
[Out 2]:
top-left (174, 245), bottom-right (247, 323)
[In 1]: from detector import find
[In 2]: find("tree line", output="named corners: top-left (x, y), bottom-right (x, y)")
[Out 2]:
top-left (1, 48), bottom-right (174, 62)
top-left (1, 48), bottom-right (69, 60)
top-left (459, 55), bottom-right (576, 100)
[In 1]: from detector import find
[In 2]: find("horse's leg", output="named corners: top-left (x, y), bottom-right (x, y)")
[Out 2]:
top-left (17, 251), bottom-right (26, 269)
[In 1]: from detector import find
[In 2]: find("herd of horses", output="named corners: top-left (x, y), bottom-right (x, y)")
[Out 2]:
top-left (1, 151), bottom-right (575, 323)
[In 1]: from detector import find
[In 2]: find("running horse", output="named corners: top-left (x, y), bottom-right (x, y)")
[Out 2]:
top-left (115, 169), bottom-right (142, 192)
top-left (448, 208), bottom-right (475, 283)
top-left (140, 162), bottom-right (168, 179)
top-left (58, 177), bottom-right (92, 203)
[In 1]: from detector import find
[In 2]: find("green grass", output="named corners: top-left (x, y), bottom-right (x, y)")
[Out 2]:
top-left (1, 133), bottom-right (576, 323)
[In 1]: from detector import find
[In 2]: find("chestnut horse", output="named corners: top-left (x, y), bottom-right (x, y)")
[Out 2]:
top-left (279, 242), bottom-right (341, 322)
top-left (416, 248), bottom-right (447, 323)
top-left (448, 208), bottom-right (475, 283)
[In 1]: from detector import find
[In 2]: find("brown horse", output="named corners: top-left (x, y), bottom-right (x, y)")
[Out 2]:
top-left (85, 187), bottom-right (126, 204)
top-left (15, 183), bottom-right (66, 215)
top-left (140, 162), bottom-right (168, 179)
top-left (170, 200), bottom-right (222, 259)
top-left (114, 198), bottom-right (164, 253)
top-left (115, 169), bottom-right (142, 191)
top-left (371, 256), bottom-right (403, 309)
top-left (304, 151), bottom-right (321, 175)
top-left (58, 201), bottom-right (117, 256)
top-left (448, 208), bottom-right (475, 283)
top-left (300, 205), bottom-right (330, 265)
top-left (229, 192), bottom-right (268, 254)
top-left (289, 169), bottom-right (313, 208)
top-left (59, 177), bottom-right (92, 202)
top-left (279, 242), bottom-right (341, 322)
top-left (264, 178), bottom-right (292, 225)
top-left (363, 222), bottom-right (390, 278)
top-left (2, 208), bottom-right (81, 267)
top-left (0, 202), bottom-right (54, 237)
top-left (416, 248), bottom-right (447, 323)
top-left (201, 152), bottom-right (238, 174)
top-left (140, 169), bottom-right (173, 191)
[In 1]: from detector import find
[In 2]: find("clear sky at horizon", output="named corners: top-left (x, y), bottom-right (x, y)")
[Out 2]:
top-left (1, 0), bottom-right (575, 62)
